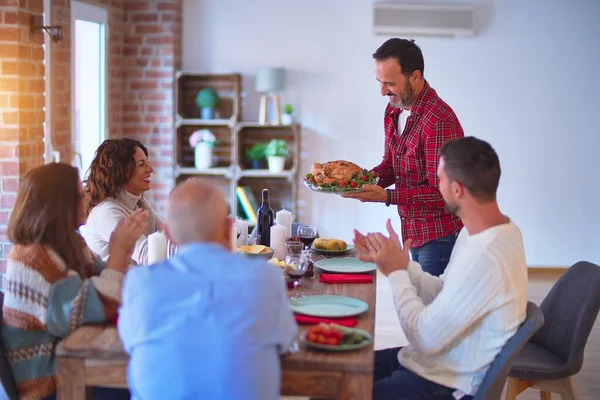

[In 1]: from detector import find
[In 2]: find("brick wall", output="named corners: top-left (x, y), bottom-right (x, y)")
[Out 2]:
top-left (0, 0), bottom-right (181, 265)
top-left (49, 0), bottom-right (70, 162)
top-left (122, 0), bottom-right (181, 213)
top-left (49, 0), bottom-right (180, 212)
top-left (0, 0), bottom-right (46, 267)
top-left (49, 0), bottom-right (125, 164)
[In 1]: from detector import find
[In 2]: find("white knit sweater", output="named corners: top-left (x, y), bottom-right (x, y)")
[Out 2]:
top-left (387, 221), bottom-right (528, 395)
top-left (84, 190), bottom-right (163, 265)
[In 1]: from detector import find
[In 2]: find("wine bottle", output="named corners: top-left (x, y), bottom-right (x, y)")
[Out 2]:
top-left (256, 189), bottom-right (274, 246)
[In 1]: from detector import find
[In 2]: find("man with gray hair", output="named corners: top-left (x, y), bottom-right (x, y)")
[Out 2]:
top-left (118, 179), bottom-right (298, 400)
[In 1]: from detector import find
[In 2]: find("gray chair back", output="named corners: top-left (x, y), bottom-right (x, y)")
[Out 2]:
top-left (0, 292), bottom-right (18, 400)
top-left (473, 301), bottom-right (544, 400)
top-left (529, 261), bottom-right (600, 377)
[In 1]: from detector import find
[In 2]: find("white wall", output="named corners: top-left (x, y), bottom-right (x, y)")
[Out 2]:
top-left (183, 0), bottom-right (600, 267)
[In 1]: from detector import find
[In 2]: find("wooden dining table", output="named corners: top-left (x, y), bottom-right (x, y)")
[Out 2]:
top-left (56, 250), bottom-right (377, 400)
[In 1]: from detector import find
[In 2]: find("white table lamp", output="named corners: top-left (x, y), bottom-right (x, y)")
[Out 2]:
top-left (256, 67), bottom-right (284, 125)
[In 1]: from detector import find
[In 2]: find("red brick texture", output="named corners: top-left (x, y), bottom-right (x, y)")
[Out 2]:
top-left (121, 0), bottom-right (181, 212)
top-left (0, 0), bottom-right (46, 266)
top-left (48, 0), bottom-right (181, 212)
top-left (0, 0), bottom-right (182, 265)
top-left (49, 0), bottom-right (125, 164)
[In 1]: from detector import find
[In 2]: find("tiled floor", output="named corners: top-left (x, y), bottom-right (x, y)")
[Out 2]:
top-left (283, 268), bottom-right (600, 399)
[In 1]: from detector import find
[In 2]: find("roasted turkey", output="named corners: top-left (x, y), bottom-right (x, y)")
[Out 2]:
top-left (311, 160), bottom-right (363, 185)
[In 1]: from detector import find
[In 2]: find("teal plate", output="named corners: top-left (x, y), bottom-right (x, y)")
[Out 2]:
top-left (290, 295), bottom-right (368, 318)
top-left (311, 244), bottom-right (354, 255)
top-left (314, 257), bottom-right (376, 274)
top-left (301, 326), bottom-right (372, 352)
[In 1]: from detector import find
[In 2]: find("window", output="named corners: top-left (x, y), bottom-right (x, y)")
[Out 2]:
top-left (71, 1), bottom-right (107, 179)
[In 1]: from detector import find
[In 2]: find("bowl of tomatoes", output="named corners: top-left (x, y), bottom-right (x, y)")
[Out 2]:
top-left (301, 322), bottom-right (372, 352)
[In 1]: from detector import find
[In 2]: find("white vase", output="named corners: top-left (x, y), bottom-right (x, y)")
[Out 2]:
top-left (281, 114), bottom-right (293, 125)
top-left (194, 142), bottom-right (213, 169)
top-left (267, 156), bottom-right (285, 173)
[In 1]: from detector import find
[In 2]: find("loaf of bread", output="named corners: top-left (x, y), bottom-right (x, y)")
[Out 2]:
top-left (313, 238), bottom-right (347, 251)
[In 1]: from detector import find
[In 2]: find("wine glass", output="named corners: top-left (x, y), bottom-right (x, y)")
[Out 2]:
top-left (166, 238), bottom-right (178, 259)
top-left (236, 222), bottom-right (242, 239)
top-left (297, 224), bottom-right (318, 249)
top-left (284, 254), bottom-right (309, 299)
top-left (248, 234), bottom-right (261, 246)
top-left (286, 241), bottom-right (303, 256)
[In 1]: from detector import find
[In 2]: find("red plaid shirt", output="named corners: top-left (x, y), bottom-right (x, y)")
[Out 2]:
top-left (372, 81), bottom-right (464, 248)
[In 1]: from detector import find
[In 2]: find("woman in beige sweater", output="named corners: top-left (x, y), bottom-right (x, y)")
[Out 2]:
top-left (84, 138), bottom-right (164, 265)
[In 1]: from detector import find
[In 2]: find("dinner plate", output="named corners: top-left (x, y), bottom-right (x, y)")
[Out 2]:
top-left (290, 295), bottom-right (368, 318)
top-left (314, 258), bottom-right (376, 274)
top-left (302, 176), bottom-right (380, 195)
top-left (301, 327), bottom-right (372, 352)
top-left (311, 243), bottom-right (354, 255)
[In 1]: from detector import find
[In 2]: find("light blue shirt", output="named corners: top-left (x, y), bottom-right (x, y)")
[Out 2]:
top-left (118, 243), bottom-right (298, 400)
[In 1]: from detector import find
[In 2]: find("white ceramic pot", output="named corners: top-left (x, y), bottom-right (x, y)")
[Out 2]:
top-left (267, 156), bottom-right (285, 173)
top-left (281, 114), bottom-right (293, 125)
top-left (194, 142), bottom-right (213, 169)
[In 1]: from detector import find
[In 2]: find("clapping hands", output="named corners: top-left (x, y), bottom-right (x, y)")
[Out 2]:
top-left (353, 219), bottom-right (412, 276)
top-left (107, 209), bottom-right (150, 271)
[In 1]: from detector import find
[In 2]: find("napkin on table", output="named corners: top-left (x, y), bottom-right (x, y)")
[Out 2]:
top-left (319, 273), bottom-right (373, 284)
top-left (294, 314), bottom-right (358, 327)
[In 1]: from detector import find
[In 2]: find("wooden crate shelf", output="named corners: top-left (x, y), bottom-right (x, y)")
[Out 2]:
top-left (174, 72), bottom-right (300, 223)
top-left (238, 177), bottom-right (296, 216)
top-left (235, 124), bottom-right (299, 172)
top-left (176, 124), bottom-right (234, 169)
top-left (175, 72), bottom-right (241, 122)
top-left (174, 166), bottom-right (233, 177)
top-left (175, 119), bottom-right (235, 128)
top-left (238, 169), bottom-right (295, 179)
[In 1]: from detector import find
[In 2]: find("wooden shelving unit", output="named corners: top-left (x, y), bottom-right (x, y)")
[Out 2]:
top-left (173, 72), bottom-right (301, 225)
top-left (175, 72), bottom-right (241, 123)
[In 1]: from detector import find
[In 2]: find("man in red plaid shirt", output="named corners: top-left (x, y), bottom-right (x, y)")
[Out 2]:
top-left (343, 38), bottom-right (464, 277)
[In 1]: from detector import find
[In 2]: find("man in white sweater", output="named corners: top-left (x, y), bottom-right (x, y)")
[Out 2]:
top-left (354, 136), bottom-right (528, 399)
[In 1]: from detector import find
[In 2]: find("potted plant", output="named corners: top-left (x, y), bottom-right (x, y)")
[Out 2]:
top-left (195, 88), bottom-right (219, 120)
top-left (189, 129), bottom-right (216, 169)
top-left (265, 139), bottom-right (288, 173)
top-left (245, 142), bottom-right (267, 169)
top-left (281, 103), bottom-right (294, 125)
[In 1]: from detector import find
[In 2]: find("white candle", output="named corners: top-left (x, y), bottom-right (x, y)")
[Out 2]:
top-left (147, 231), bottom-right (168, 264)
top-left (230, 219), bottom-right (238, 251)
top-left (275, 207), bottom-right (293, 238)
top-left (270, 223), bottom-right (287, 260)
top-left (236, 220), bottom-right (248, 247)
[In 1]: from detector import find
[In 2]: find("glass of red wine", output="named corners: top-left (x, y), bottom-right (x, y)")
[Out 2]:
top-left (297, 224), bottom-right (318, 249)
top-left (284, 254), bottom-right (309, 299)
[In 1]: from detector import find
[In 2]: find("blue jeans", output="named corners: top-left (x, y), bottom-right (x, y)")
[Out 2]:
top-left (43, 388), bottom-right (129, 400)
top-left (409, 233), bottom-right (458, 277)
top-left (374, 347), bottom-right (472, 400)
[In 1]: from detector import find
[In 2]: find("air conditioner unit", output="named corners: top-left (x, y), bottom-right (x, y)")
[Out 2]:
top-left (373, 2), bottom-right (475, 38)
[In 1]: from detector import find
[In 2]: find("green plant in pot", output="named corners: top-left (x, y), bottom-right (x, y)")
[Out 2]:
top-left (265, 139), bottom-right (289, 173)
top-left (245, 142), bottom-right (267, 169)
top-left (281, 103), bottom-right (294, 125)
top-left (195, 88), bottom-right (219, 119)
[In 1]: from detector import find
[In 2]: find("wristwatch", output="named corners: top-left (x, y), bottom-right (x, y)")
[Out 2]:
top-left (385, 189), bottom-right (391, 207)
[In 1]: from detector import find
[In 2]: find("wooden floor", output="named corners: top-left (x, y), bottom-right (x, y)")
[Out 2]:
top-left (283, 268), bottom-right (600, 400)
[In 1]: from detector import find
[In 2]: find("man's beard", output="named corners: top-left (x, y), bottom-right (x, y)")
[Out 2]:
top-left (444, 201), bottom-right (459, 215)
top-left (389, 80), bottom-right (415, 109)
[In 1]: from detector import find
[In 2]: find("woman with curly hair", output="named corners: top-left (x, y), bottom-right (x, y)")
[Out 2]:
top-left (84, 138), bottom-right (164, 265)
top-left (1, 163), bottom-right (147, 400)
